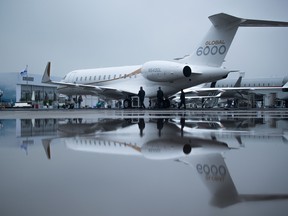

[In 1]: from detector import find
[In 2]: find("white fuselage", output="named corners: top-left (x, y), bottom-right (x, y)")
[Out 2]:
top-left (57, 63), bottom-right (228, 99)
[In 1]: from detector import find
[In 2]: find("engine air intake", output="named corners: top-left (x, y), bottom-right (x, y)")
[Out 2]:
top-left (183, 66), bottom-right (191, 77)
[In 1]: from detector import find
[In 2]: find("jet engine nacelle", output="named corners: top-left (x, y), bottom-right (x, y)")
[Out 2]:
top-left (141, 60), bottom-right (192, 82)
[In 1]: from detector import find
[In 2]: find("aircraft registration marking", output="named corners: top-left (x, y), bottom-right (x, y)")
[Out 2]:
top-left (148, 68), bottom-right (161, 73)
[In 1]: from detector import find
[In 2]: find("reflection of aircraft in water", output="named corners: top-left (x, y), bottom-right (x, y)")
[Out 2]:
top-left (42, 117), bottom-right (288, 208)
top-left (57, 118), bottom-right (132, 135)
top-left (64, 119), bottom-right (232, 159)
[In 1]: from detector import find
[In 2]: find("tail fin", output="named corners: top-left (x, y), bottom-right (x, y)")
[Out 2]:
top-left (184, 13), bottom-right (288, 67)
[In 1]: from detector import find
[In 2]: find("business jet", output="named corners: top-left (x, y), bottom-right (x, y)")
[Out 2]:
top-left (42, 13), bottom-right (288, 108)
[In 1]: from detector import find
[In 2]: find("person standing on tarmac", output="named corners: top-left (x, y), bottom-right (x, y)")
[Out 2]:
top-left (78, 95), bottom-right (83, 108)
top-left (138, 86), bottom-right (146, 108)
top-left (157, 87), bottom-right (164, 108)
top-left (178, 89), bottom-right (186, 109)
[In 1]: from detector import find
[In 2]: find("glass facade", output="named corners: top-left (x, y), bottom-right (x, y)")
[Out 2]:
top-left (20, 85), bottom-right (57, 102)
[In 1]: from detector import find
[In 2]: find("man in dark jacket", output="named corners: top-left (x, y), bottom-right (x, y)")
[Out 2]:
top-left (138, 86), bottom-right (146, 108)
top-left (178, 89), bottom-right (186, 109)
top-left (157, 87), bottom-right (164, 108)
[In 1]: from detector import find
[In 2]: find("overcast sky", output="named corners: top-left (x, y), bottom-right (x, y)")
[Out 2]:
top-left (1, 0), bottom-right (288, 78)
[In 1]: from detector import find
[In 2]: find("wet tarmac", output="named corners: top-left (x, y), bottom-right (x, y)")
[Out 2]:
top-left (0, 109), bottom-right (288, 216)
top-left (1, 108), bottom-right (288, 119)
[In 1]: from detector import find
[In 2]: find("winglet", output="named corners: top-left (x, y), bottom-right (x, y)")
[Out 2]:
top-left (282, 82), bottom-right (288, 92)
top-left (234, 76), bottom-right (242, 87)
top-left (42, 62), bottom-right (51, 83)
top-left (42, 139), bottom-right (52, 159)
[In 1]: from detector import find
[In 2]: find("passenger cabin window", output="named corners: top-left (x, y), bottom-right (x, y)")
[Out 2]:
top-left (108, 75), bottom-right (110, 80)
top-left (114, 75), bottom-right (116, 79)
top-left (89, 76), bottom-right (92, 81)
top-left (94, 76), bottom-right (96, 80)
top-left (99, 75), bottom-right (101, 80)
top-left (103, 75), bottom-right (106, 80)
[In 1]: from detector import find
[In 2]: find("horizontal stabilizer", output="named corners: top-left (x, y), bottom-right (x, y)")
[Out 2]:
top-left (240, 194), bottom-right (288, 202)
top-left (209, 13), bottom-right (288, 28)
top-left (240, 19), bottom-right (288, 27)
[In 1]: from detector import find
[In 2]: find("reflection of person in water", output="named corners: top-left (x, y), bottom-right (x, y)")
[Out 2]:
top-left (157, 119), bottom-right (164, 137)
top-left (138, 118), bottom-right (145, 137)
top-left (180, 117), bottom-right (185, 137)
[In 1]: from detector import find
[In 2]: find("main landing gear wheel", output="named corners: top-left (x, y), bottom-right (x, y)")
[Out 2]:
top-left (123, 99), bottom-right (131, 109)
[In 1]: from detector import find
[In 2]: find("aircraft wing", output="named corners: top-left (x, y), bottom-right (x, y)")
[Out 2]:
top-left (42, 62), bottom-right (137, 99)
top-left (59, 82), bottom-right (136, 99)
